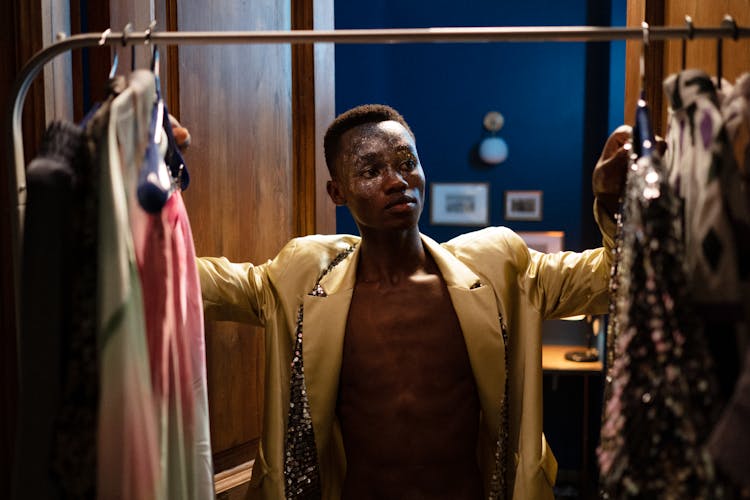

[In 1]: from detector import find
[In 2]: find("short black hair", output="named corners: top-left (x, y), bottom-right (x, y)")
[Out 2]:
top-left (324, 104), bottom-right (415, 178)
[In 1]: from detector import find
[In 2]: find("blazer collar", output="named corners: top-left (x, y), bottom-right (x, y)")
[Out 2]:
top-left (314, 233), bottom-right (482, 296)
top-left (302, 233), bottom-right (506, 452)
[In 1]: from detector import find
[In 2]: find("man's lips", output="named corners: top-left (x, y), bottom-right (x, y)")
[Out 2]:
top-left (385, 195), bottom-right (417, 209)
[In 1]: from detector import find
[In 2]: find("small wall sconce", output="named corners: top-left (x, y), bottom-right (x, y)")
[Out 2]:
top-left (478, 111), bottom-right (508, 165)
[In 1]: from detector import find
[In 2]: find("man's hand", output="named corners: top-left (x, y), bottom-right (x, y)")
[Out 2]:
top-left (169, 114), bottom-right (191, 150)
top-left (593, 125), bottom-right (632, 217)
top-left (592, 125), bottom-right (668, 216)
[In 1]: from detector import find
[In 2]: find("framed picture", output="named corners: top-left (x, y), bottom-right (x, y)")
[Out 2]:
top-left (504, 190), bottom-right (543, 221)
top-left (517, 231), bottom-right (565, 253)
top-left (430, 182), bottom-right (489, 226)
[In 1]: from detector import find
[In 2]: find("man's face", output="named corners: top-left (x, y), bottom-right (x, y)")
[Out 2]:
top-left (328, 120), bottom-right (425, 232)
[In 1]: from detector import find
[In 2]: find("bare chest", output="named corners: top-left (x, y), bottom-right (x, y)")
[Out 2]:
top-left (341, 275), bottom-right (472, 387)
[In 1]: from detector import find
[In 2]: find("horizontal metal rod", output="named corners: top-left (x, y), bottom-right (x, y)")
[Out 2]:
top-left (11, 23), bottom-right (750, 205)
top-left (6, 22), bottom-right (750, 324)
top-left (97, 25), bottom-right (750, 45)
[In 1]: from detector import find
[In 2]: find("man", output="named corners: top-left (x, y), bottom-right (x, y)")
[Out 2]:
top-left (198, 104), bottom-right (628, 499)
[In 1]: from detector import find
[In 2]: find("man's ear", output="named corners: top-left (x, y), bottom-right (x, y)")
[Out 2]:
top-left (327, 179), bottom-right (347, 206)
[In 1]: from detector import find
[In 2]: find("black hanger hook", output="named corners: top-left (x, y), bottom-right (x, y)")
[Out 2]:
top-left (716, 15), bottom-right (737, 90)
top-left (722, 14), bottom-right (739, 41)
top-left (121, 22), bottom-right (133, 47)
top-left (681, 15), bottom-right (693, 71)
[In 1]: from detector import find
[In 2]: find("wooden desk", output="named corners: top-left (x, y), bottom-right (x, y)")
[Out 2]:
top-left (543, 344), bottom-right (603, 373)
top-left (542, 344), bottom-right (603, 499)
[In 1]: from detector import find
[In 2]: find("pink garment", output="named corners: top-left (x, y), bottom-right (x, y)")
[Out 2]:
top-left (99, 71), bottom-right (161, 500)
top-left (133, 189), bottom-right (213, 499)
top-left (167, 191), bottom-right (214, 499)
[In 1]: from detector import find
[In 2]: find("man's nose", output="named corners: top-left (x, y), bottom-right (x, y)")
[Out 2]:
top-left (382, 165), bottom-right (408, 191)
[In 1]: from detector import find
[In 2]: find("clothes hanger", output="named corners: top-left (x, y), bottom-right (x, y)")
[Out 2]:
top-left (95, 28), bottom-right (120, 79)
top-left (716, 15), bottom-right (739, 91)
top-left (681, 16), bottom-right (694, 72)
top-left (633, 21), bottom-right (655, 159)
top-left (146, 20), bottom-right (191, 191)
top-left (137, 21), bottom-right (174, 213)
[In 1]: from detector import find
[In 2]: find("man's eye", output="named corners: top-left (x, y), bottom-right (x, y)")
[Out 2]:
top-left (361, 167), bottom-right (378, 178)
top-left (401, 158), bottom-right (417, 170)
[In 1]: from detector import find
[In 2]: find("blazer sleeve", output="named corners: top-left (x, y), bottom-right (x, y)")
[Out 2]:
top-left (196, 239), bottom-right (299, 325)
top-left (519, 198), bottom-right (617, 319)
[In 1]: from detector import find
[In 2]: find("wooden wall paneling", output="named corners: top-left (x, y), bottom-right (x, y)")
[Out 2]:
top-left (292, 0), bottom-right (336, 237)
top-left (662, 0), bottom-right (750, 85)
top-left (625, 0), bottom-right (750, 135)
top-left (41, 0), bottom-right (73, 122)
top-left (177, 0), bottom-right (294, 472)
top-left (624, 0), bottom-right (666, 133)
top-left (1, 0), bottom-right (46, 490)
top-left (162, 0), bottom-right (181, 118)
top-left (108, 0), bottom-right (155, 73)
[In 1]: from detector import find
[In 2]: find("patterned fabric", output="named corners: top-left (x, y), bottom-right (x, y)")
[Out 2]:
top-left (284, 304), bottom-right (323, 500)
top-left (487, 315), bottom-right (509, 500)
top-left (663, 69), bottom-right (743, 303)
top-left (599, 99), bottom-right (725, 499)
top-left (283, 246), bottom-right (355, 499)
top-left (664, 67), bottom-right (750, 416)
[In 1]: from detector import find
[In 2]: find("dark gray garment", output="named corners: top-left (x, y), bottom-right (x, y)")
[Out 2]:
top-left (13, 120), bottom-right (83, 500)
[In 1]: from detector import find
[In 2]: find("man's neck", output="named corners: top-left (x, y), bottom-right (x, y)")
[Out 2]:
top-left (356, 227), bottom-right (429, 285)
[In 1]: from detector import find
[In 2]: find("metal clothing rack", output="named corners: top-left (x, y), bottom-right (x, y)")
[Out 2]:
top-left (6, 21), bottom-right (750, 308)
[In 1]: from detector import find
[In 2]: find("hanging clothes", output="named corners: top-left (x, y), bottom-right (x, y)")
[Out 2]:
top-left (123, 70), bottom-right (214, 500)
top-left (664, 69), bottom-right (750, 403)
top-left (13, 121), bottom-right (88, 500)
top-left (165, 190), bottom-right (215, 500)
top-left (663, 69), bottom-right (742, 304)
top-left (707, 71), bottom-right (750, 491)
top-left (95, 69), bottom-right (162, 500)
top-left (598, 97), bottom-right (725, 498)
top-left (720, 71), bottom-right (750, 320)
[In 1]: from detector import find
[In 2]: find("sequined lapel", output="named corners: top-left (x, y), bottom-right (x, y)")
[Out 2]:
top-left (300, 244), bottom-right (359, 456)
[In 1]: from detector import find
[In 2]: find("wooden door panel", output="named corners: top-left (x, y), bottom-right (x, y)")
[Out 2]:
top-left (625, 0), bottom-right (750, 134)
top-left (176, 0), bottom-right (293, 471)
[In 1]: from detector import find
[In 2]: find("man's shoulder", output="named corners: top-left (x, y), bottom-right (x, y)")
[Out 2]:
top-left (442, 226), bottom-right (525, 253)
top-left (271, 233), bottom-right (360, 272)
top-left (286, 233), bottom-right (360, 256)
top-left (436, 226), bottom-right (529, 276)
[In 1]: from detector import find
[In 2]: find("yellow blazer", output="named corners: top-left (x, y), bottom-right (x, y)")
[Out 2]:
top-left (198, 205), bottom-right (615, 500)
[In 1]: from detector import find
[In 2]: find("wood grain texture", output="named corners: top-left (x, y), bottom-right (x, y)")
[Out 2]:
top-left (662, 0), bottom-right (750, 83)
top-left (292, 0), bottom-right (336, 237)
top-left (312, 0), bottom-right (336, 235)
top-left (625, 0), bottom-right (750, 135)
top-left (624, 0), bottom-right (666, 133)
top-left (177, 0), bottom-right (294, 472)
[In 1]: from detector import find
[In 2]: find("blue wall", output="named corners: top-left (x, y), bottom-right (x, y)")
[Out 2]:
top-left (334, 1), bottom-right (627, 252)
